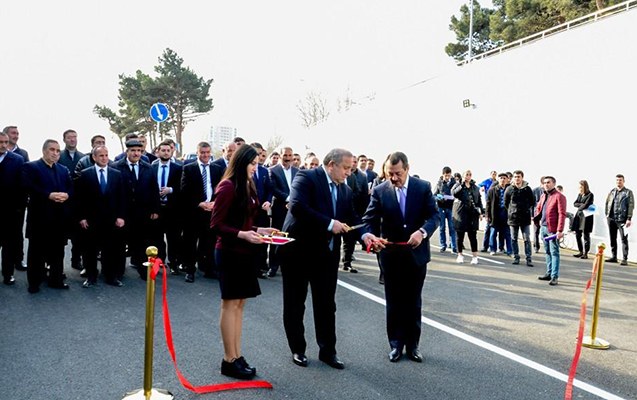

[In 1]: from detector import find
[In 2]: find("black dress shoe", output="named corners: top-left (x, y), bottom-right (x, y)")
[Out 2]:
top-left (526, 261), bottom-right (534, 267)
top-left (267, 269), bottom-right (276, 278)
top-left (572, 253), bottom-right (582, 258)
top-left (220, 359), bottom-right (255, 380)
top-left (185, 273), bottom-right (195, 283)
top-left (170, 267), bottom-right (181, 276)
top-left (580, 254), bottom-right (588, 259)
top-left (549, 277), bottom-right (558, 286)
top-left (512, 259), bottom-right (520, 265)
top-left (15, 261), bottom-right (27, 271)
top-left (606, 257), bottom-right (618, 263)
top-left (3, 276), bottom-right (16, 286)
top-left (343, 263), bottom-right (351, 271)
top-left (406, 348), bottom-right (423, 363)
top-left (48, 282), bottom-right (70, 289)
top-left (349, 266), bottom-right (358, 273)
top-left (620, 259), bottom-right (628, 266)
top-left (538, 274), bottom-right (551, 281)
top-left (105, 279), bottom-right (124, 287)
top-left (80, 269), bottom-right (88, 278)
top-left (82, 279), bottom-right (96, 288)
top-left (28, 286), bottom-right (40, 294)
top-left (318, 354), bottom-right (344, 369)
top-left (388, 348), bottom-right (402, 362)
top-left (292, 353), bottom-right (308, 367)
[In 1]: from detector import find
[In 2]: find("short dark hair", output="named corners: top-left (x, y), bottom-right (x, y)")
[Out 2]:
top-left (158, 140), bottom-right (172, 148)
top-left (358, 154), bottom-right (367, 160)
top-left (233, 136), bottom-right (245, 144)
top-left (62, 129), bottom-right (76, 139)
top-left (442, 166), bottom-right (452, 174)
top-left (90, 135), bottom-right (106, 146)
top-left (323, 148), bottom-right (353, 167)
top-left (124, 133), bottom-right (139, 141)
top-left (386, 152), bottom-right (409, 169)
top-left (543, 176), bottom-right (556, 184)
top-left (250, 142), bottom-right (264, 150)
top-left (513, 170), bottom-right (524, 177)
top-left (197, 141), bottom-right (211, 150)
top-left (616, 174), bottom-right (625, 180)
top-left (42, 139), bottom-right (59, 151)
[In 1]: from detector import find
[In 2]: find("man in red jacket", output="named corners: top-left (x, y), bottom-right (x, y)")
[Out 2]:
top-left (534, 176), bottom-right (567, 286)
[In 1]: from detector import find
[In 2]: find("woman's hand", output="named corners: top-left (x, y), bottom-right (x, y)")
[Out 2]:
top-left (238, 230), bottom-right (265, 244)
top-left (256, 227), bottom-right (277, 236)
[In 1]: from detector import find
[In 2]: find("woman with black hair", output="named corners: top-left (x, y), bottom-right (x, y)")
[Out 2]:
top-left (210, 144), bottom-right (275, 379)
top-left (573, 180), bottom-right (594, 259)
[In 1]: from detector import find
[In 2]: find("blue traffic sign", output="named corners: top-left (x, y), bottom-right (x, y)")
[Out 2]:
top-left (150, 103), bottom-right (169, 123)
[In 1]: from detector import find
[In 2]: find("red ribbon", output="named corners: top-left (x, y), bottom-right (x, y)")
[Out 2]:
top-left (150, 257), bottom-right (273, 393)
top-left (564, 253), bottom-right (600, 400)
top-left (365, 240), bottom-right (410, 253)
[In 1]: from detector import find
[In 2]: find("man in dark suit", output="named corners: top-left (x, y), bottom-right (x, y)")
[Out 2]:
top-left (180, 141), bottom-right (222, 283)
top-left (279, 148), bottom-right (358, 370)
top-left (267, 146), bottom-right (298, 277)
top-left (250, 142), bottom-right (273, 278)
top-left (342, 155), bottom-right (370, 272)
top-left (0, 131), bottom-right (26, 285)
top-left (114, 140), bottom-right (160, 280)
top-left (365, 158), bottom-right (378, 185)
top-left (75, 146), bottom-right (127, 287)
top-left (22, 139), bottom-right (74, 293)
top-left (152, 140), bottom-right (183, 274)
top-left (58, 129), bottom-right (86, 271)
top-left (362, 152), bottom-right (438, 363)
top-left (210, 140), bottom-right (236, 183)
top-left (3, 125), bottom-right (29, 272)
top-left (113, 133), bottom-right (152, 164)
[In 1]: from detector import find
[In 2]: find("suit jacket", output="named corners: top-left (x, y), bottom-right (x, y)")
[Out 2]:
top-left (12, 146), bottom-right (29, 162)
top-left (282, 167), bottom-right (358, 254)
top-left (269, 164), bottom-right (298, 224)
top-left (0, 151), bottom-right (27, 211)
top-left (180, 160), bottom-right (223, 216)
top-left (74, 166), bottom-right (126, 228)
top-left (152, 160), bottom-right (183, 211)
top-left (58, 148), bottom-right (85, 173)
top-left (362, 177), bottom-right (439, 267)
top-left (366, 170), bottom-right (378, 184)
top-left (74, 155), bottom-right (114, 179)
top-left (114, 158), bottom-right (160, 221)
top-left (347, 169), bottom-right (370, 215)
top-left (22, 159), bottom-right (73, 238)
top-left (254, 165), bottom-right (273, 204)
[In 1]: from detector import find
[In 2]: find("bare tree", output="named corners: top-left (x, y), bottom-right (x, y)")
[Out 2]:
top-left (297, 91), bottom-right (330, 128)
top-left (266, 134), bottom-right (285, 155)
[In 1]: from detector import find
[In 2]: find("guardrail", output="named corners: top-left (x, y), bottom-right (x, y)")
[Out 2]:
top-left (458, 0), bottom-right (637, 65)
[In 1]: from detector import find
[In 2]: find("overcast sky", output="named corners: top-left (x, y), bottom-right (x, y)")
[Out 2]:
top-left (2, 0), bottom-right (487, 155)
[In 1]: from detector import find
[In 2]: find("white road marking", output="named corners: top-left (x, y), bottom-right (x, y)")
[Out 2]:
top-left (337, 279), bottom-right (626, 400)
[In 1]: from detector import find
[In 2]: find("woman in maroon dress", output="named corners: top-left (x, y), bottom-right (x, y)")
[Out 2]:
top-left (210, 144), bottom-right (275, 379)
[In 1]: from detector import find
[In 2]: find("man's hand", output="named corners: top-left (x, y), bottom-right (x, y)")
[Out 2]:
top-left (198, 201), bottom-right (214, 212)
top-left (407, 230), bottom-right (426, 248)
top-left (363, 233), bottom-right (388, 252)
top-left (49, 192), bottom-right (69, 203)
top-left (626, 220), bottom-right (632, 228)
top-left (79, 220), bottom-right (89, 229)
top-left (261, 201), bottom-right (271, 211)
top-left (557, 231), bottom-right (564, 239)
top-left (150, 213), bottom-right (159, 220)
top-left (331, 220), bottom-right (349, 234)
top-left (115, 218), bottom-right (125, 228)
top-left (159, 187), bottom-right (171, 197)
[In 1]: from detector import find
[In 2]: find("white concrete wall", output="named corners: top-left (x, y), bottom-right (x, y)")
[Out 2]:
top-left (293, 9), bottom-right (637, 260)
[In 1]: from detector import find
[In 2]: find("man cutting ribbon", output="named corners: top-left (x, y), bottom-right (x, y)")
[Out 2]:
top-left (361, 151), bottom-right (439, 364)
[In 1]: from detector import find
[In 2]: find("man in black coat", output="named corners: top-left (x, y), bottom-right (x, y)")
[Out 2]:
top-left (0, 131), bottom-right (26, 285)
top-left (3, 125), bottom-right (29, 272)
top-left (75, 146), bottom-right (127, 287)
top-left (180, 141), bottom-right (222, 283)
top-left (362, 152), bottom-right (439, 363)
top-left (73, 135), bottom-right (107, 178)
top-left (152, 141), bottom-right (183, 274)
top-left (278, 148), bottom-right (358, 370)
top-left (22, 139), bottom-right (73, 293)
top-left (114, 140), bottom-right (160, 279)
top-left (251, 142), bottom-right (273, 278)
top-left (341, 155), bottom-right (369, 272)
top-left (58, 129), bottom-right (86, 271)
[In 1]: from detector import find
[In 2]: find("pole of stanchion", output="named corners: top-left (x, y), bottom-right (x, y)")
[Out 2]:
top-left (582, 243), bottom-right (610, 350)
top-left (122, 246), bottom-right (173, 400)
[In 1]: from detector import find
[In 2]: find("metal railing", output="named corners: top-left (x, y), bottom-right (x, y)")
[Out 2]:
top-left (458, 0), bottom-right (637, 66)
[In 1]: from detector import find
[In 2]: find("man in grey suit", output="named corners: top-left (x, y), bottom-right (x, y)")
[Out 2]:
top-left (362, 152), bottom-right (438, 363)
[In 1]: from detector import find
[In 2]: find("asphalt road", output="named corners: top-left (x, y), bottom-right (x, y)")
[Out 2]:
top-left (1, 234), bottom-right (635, 400)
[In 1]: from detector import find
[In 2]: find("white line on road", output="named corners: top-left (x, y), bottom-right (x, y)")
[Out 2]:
top-left (337, 279), bottom-right (626, 400)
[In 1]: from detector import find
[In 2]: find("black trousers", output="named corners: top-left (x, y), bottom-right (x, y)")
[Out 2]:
top-left (182, 210), bottom-right (216, 275)
top-left (281, 247), bottom-right (339, 357)
top-left (457, 230), bottom-right (478, 253)
top-left (82, 224), bottom-right (126, 282)
top-left (382, 248), bottom-right (427, 350)
top-left (575, 230), bottom-right (591, 255)
top-left (254, 209), bottom-right (270, 272)
top-left (27, 235), bottom-right (66, 289)
top-left (156, 207), bottom-right (182, 267)
top-left (1, 217), bottom-right (22, 278)
top-left (607, 218), bottom-right (629, 260)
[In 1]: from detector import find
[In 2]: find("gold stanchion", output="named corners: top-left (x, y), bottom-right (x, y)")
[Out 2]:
top-left (582, 243), bottom-right (610, 350)
top-left (123, 246), bottom-right (174, 399)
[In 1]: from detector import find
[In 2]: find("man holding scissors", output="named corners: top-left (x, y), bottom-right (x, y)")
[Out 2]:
top-left (278, 148), bottom-right (359, 370)
top-left (361, 151), bottom-right (438, 363)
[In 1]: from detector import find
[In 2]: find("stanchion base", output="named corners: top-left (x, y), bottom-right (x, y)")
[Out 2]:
top-left (122, 388), bottom-right (174, 399)
top-left (582, 336), bottom-right (610, 350)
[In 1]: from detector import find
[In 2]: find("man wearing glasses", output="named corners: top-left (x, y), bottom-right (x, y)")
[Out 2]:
top-left (534, 176), bottom-right (566, 286)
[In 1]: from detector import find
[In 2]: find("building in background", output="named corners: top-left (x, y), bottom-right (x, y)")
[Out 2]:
top-left (209, 126), bottom-right (237, 151)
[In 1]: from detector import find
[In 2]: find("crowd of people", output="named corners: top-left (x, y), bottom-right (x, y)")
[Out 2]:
top-left (0, 124), bottom-right (634, 380)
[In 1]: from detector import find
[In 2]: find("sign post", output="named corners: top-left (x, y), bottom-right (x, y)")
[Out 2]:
top-left (150, 103), bottom-right (169, 140)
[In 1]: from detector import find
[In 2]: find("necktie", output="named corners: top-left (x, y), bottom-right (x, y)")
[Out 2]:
top-left (161, 165), bottom-right (167, 188)
top-left (398, 187), bottom-right (406, 217)
top-left (130, 163), bottom-right (137, 180)
top-left (201, 164), bottom-right (208, 201)
top-left (330, 182), bottom-right (337, 216)
top-left (99, 168), bottom-right (107, 194)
